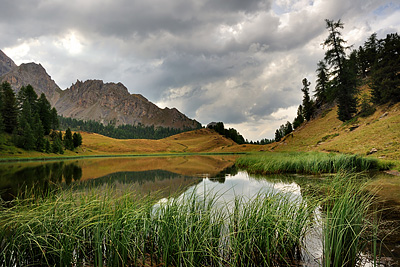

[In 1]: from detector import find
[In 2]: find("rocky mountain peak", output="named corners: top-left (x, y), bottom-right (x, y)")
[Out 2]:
top-left (55, 79), bottom-right (200, 129)
top-left (0, 49), bottom-right (17, 77)
top-left (0, 62), bottom-right (62, 105)
top-left (0, 50), bottom-right (201, 130)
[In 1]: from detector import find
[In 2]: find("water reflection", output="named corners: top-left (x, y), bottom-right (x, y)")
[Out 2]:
top-left (0, 156), bottom-right (398, 265)
top-left (0, 155), bottom-right (238, 201)
top-left (0, 162), bottom-right (83, 201)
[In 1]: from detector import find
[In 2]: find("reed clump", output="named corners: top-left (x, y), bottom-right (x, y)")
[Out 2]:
top-left (320, 172), bottom-right (377, 267)
top-left (236, 152), bottom-right (391, 175)
top-left (0, 170), bottom-right (383, 266)
top-left (0, 186), bottom-right (315, 267)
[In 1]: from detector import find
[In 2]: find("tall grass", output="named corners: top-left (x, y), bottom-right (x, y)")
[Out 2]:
top-left (320, 172), bottom-right (378, 267)
top-left (0, 171), bottom-right (383, 266)
top-left (0, 185), bottom-right (316, 267)
top-left (236, 152), bottom-right (391, 175)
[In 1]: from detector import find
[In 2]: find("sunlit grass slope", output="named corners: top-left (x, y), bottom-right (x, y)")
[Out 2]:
top-left (80, 128), bottom-right (260, 154)
top-left (271, 102), bottom-right (400, 160)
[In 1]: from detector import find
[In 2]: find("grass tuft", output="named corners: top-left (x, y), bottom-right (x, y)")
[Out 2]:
top-left (236, 152), bottom-right (391, 175)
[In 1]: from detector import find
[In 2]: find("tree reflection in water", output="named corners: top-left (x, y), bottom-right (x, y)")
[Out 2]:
top-left (0, 162), bottom-right (82, 201)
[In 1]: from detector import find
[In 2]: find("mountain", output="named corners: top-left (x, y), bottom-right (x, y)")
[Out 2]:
top-left (0, 50), bottom-right (200, 130)
top-left (1, 62), bottom-right (63, 105)
top-left (56, 79), bottom-right (201, 129)
top-left (0, 50), bottom-right (17, 77)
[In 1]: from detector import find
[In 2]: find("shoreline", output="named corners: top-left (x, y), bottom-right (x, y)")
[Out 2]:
top-left (0, 152), bottom-right (247, 163)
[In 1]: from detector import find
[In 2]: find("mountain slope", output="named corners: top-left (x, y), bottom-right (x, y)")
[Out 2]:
top-left (81, 128), bottom-right (237, 154)
top-left (0, 50), bottom-right (17, 77)
top-left (270, 101), bottom-right (400, 160)
top-left (0, 50), bottom-right (200, 130)
top-left (0, 62), bottom-right (63, 105)
top-left (55, 79), bottom-right (200, 129)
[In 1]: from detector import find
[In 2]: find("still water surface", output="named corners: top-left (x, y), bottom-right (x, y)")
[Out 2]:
top-left (0, 155), bottom-right (399, 265)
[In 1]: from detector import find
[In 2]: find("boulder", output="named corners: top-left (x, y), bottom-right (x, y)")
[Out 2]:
top-left (367, 148), bottom-right (378, 155)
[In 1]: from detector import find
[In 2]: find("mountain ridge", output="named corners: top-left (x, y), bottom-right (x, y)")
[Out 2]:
top-left (0, 50), bottom-right (17, 77)
top-left (0, 50), bottom-right (200, 130)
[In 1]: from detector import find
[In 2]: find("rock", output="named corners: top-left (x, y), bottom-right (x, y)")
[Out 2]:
top-left (0, 50), bottom-right (17, 77)
top-left (349, 124), bottom-right (360, 131)
top-left (367, 148), bottom-right (378, 155)
top-left (0, 62), bottom-right (62, 105)
top-left (380, 112), bottom-right (389, 119)
top-left (55, 79), bottom-right (201, 130)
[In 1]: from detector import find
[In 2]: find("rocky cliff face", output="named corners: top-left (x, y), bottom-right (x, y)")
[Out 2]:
top-left (0, 50), bottom-right (17, 77)
top-left (0, 50), bottom-right (200, 130)
top-left (0, 62), bottom-right (63, 105)
top-left (55, 79), bottom-right (200, 129)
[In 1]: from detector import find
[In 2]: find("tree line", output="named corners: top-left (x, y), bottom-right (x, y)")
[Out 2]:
top-left (58, 116), bottom-right (201, 140)
top-left (0, 82), bottom-right (82, 154)
top-left (273, 19), bottom-right (400, 142)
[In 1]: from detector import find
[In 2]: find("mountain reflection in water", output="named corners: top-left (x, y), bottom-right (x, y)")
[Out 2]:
top-left (0, 155), bottom-right (238, 201)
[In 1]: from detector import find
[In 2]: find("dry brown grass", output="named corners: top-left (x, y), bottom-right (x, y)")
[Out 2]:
top-left (80, 128), bottom-right (261, 155)
top-left (0, 128), bottom-right (262, 160)
top-left (271, 101), bottom-right (400, 161)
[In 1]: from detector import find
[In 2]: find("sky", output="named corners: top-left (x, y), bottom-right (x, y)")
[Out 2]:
top-left (1, 0), bottom-right (399, 141)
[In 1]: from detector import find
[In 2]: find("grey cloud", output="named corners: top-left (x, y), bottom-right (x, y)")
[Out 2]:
top-left (202, 0), bottom-right (271, 13)
top-left (0, 0), bottom-right (398, 140)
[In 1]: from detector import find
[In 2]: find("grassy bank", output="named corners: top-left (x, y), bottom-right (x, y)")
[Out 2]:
top-left (0, 152), bottom-right (245, 163)
top-left (236, 152), bottom-right (392, 175)
top-left (0, 173), bottom-right (380, 267)
top-left (270, 102), bottom-right (400, 161)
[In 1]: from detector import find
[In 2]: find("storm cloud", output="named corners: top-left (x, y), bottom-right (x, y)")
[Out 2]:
top-left (1, 0), bottom-right (399, 140)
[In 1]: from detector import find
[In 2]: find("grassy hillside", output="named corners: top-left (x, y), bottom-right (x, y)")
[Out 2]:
top-left (270, 102), bottom-right (400, 161)
top-left (0, 128), bottom-right (262, 159)
top-left (81, 128), bottom-right (246, 154)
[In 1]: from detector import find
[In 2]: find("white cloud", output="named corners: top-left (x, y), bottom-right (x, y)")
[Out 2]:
top-left (54, 31), bottom-right (84, 55)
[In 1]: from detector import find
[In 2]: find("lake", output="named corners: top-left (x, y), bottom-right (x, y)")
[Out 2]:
top-left (0, 155), bottom-right (399, 266)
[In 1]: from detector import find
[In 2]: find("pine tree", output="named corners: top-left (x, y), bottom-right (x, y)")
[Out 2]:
top-left (323, 19), bottom-right (357, 121)
top-left (363, 33), bottom-right (379, 74)
top-left (274, 129), bottom-right (282, 142)
top-left (16, 116), bottom-right (35, 150)
top-left (33, 113), bottom-right (46, 152)
top-left (293, 105), bottom-right (304, 129)
top-left (357, 46), bottom-right (368, 78)
top-left (72, 132), bottom-right (83, 148)
top-left (51, 107), bottom-right (59, 130)
top-left (370, 33), bottom-right (400, 104)
top-left (64, 128), bottom-right (74, 150)
top-left (279, 124), bottom-right (286, 138)
top-left (301, 78), bottom-right (314, 121)
top-left (44, 139), bottom-right (51, 153)
top-left (17, 85), bottom-right (38, 113)
top-left (284, 121), bottom-right (293, 136)
top-left (1, 82), bottom-right (18, 133)
top-left (52, 136), bottom-right (64, 154)
top-left (37, 93), bottom-right (52, 135)
top-left (0, 112), bottom-right (4, 133)
top-left (314, 60), bottom-right (329, 105)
